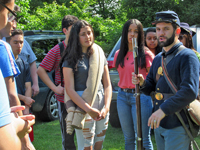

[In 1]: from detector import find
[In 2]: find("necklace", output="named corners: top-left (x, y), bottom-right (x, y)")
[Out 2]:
top-left (126, 52), bottom-right (132, 60)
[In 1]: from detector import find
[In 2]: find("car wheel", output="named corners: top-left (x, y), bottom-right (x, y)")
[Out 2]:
top-left (109, 100), bottom-right (121, 128)
top-left (37, 90), bottom-right (59, 121)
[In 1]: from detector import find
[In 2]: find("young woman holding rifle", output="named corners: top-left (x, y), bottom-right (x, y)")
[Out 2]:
top-left (112, 19), bottom-right (154, 150)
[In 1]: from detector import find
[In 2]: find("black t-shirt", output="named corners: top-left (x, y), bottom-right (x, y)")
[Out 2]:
top-left (62, 53), bottom-right (107, 91)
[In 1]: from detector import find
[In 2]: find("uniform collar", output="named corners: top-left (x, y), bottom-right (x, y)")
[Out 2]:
top-left (161, 42), bottom-right (183, 57)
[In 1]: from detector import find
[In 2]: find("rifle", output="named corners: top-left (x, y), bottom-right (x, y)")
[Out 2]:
top-left (132, 38), bottom-right (143, 150)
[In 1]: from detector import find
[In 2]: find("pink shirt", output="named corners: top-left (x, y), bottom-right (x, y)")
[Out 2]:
top-left (113, 48), bottom-right (154, 89)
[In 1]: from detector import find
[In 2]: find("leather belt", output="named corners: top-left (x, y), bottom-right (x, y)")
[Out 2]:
top-left (155, 92), bottom-right (174, 100)
top-left (121, 88), bottom-right (135, 93)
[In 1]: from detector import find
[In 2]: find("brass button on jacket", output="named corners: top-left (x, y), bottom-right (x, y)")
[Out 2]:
top-left (155, 92), bottom-right (163, 100)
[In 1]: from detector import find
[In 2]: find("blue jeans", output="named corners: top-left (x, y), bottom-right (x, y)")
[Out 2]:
top-left (154, 126), bottom-right (190, 150)
top-left (117, 88), bottom-right (153, 150)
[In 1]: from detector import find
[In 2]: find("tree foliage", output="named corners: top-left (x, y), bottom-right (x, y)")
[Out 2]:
top-left (15, 0), bottom-right (200, 54)
top-left (121, 0), bottom-right (200, 27)
top-left (15, 0), bottom-right (31, 27)
top-left (15, 1), bottom-right (126, 53)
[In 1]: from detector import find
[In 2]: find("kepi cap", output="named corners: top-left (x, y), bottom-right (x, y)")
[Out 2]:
top-left (152, 10), bottom-right (180, 26)
top-left (180, 22), bottom-right (196, 36)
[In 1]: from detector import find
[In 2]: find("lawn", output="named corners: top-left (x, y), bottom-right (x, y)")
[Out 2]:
top-left (32, 119), bottom-right (200, 150)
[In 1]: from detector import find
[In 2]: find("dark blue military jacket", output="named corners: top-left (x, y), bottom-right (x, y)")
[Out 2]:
top-left (142, 42), bottom-right (199, 129)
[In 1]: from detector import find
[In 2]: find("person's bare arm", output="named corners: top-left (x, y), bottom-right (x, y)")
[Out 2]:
top-left (11, 112), bottom-right (35, 138)
top-left (0, 122), bottom-right (21, 150)
top-left (63, 67), bottom-right (101, 120)
top-left (0, 107), bottom-right (35, 150)
top-left (37, 66), bottom-right (64, 95)
top-left (4, 76), bottom-right (22, 116)
top-left (18, 82), bottom-right (35, 115)
top-left (25, 82), bottom-right (32, 98)
top-left (30, 61), bottom-right (39, 97)
top-left (25, 82), bottom-right (34, 114)
top-left (18, 82), bottom-right (34, 105)
top-left (100, 65), bottom-right (112, 119)
top-left (18, 94), bottom-right (34, 108)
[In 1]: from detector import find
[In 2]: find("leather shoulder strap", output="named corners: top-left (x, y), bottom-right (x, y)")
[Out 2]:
top-left (161, 56), bottom-right (177, 94)
top-left (156, 45), bottom-right (186, 83)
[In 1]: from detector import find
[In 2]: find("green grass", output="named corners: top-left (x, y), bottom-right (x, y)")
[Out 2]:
top-left (32, 119), bottom-right (200, 150)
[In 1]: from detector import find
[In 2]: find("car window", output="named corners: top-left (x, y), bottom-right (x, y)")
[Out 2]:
top-left (32, 38), bottom-right (64, 62)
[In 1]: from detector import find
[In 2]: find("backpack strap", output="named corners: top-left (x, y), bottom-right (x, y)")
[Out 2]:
top-left (58, 42), bottom-right (65, 86)
top-left (52, 42), bottom-right (65, 86)
top-left (58, 42), bottom-right (64, 57)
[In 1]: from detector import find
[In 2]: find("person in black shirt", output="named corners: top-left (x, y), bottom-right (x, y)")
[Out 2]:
top-left (7, 29), bottom-right (35, 115)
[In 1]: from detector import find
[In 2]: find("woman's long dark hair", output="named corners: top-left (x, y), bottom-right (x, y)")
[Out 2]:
top-left (144, 27), bottom-right (162, 55)
top-left (181, 30), bottom-right (195, 50)
top-left (59, 20), bottom-right (94, 76)
top-left (115, 19), bottom-right (146, 69)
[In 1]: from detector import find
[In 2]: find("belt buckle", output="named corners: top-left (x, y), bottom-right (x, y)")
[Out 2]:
top-left (155, 92), bottom-right (163, 100)
top-left (124, 89), bottom-right (128, 92)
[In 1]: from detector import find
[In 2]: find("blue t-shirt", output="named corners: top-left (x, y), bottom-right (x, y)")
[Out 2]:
top-left (0, 40), bottom-right (20, 78)
top-left (0, 69), bottom-right (11, 127)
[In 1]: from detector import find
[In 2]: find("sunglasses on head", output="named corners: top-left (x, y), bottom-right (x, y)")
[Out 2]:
top-left (0, 1), bottom-right (17, 22)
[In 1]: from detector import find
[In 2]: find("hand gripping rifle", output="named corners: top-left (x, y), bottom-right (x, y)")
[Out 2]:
top-left (132, 38), bottom-right (143, 150)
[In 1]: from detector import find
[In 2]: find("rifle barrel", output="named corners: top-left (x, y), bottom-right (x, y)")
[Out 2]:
top-left (132, 38), bottom-right (143, 150)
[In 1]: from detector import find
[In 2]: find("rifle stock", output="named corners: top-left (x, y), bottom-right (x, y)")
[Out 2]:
top-left (132, 38), bottom-right (143, 150)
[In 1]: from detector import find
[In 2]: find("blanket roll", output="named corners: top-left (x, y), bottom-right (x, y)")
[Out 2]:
top-left (64, 43), bottom-right (105, 134)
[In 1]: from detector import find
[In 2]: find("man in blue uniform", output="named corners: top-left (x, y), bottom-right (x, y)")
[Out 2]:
top-left (132, 10), bottom-right (199, 150)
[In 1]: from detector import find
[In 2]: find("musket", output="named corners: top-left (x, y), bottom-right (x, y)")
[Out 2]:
top-left (132, 38), bottom-right (143, 150)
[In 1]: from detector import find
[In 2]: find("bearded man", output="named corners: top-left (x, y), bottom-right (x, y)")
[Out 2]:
top-left (132, 10), bottom-right (199, 150)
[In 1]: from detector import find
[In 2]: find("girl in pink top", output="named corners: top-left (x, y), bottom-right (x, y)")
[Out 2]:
top-left (112, 19), bottom-right (154, 150)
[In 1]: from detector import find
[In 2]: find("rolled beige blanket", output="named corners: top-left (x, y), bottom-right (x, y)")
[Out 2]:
top-left (64, 93), bottom-right (77, 134)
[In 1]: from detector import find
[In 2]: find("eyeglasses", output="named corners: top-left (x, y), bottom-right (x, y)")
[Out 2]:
top-left (0, 1), bottom-right (17, 22)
